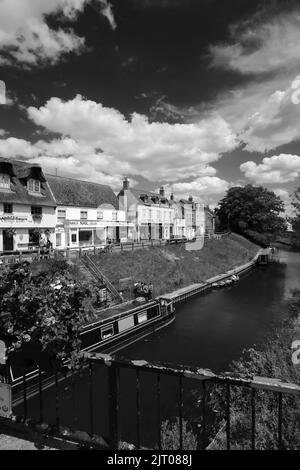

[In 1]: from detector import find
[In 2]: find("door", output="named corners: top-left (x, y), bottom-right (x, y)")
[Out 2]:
top-left (3, 230), bottom-right (14, 251)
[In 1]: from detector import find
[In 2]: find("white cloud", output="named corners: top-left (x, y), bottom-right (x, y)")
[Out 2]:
top-left (26, 94), bottom-right (238, 182)
top-left (0, 0), bottom-right (116, 67)
top-left (165, 176), bottom-right (230, 205)
top-left (210, 11), bottom-right (300, 75)
top-left (240, 154), bottom-right (300, 184)
top-left (206, 7), bottom-right (300, 153)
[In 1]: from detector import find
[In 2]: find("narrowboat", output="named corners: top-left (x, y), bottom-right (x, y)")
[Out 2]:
top-left (8, 295), bottom-right (175, 400)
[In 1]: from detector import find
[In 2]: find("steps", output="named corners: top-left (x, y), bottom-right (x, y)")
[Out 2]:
top-left (79, 255), bottom-right (123, 304)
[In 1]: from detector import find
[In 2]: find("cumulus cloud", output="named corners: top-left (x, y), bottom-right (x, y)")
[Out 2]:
top-left (165, 176), bottom-right (230, 205)
top-left (26, 94), bottom-right (238, 182)
top-left (240, 154), bottom-right (300, 184)
top-left (0, 0), bottom-right (116, 67)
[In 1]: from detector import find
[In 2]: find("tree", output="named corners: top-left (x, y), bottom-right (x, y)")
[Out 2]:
top-left (291, 187), bottom-right (300, 235)
top-left (216, 185), bottom-right (286, 243)
top-left (0, 261), bottom-right (97, 370)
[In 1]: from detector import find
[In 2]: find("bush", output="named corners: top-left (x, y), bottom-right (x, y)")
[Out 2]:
top-left (160, 418), bottom-right (198, 450)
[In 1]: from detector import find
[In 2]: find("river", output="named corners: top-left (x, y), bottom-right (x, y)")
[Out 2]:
top-left (16, 249), bottom-right (300, 447)
top-left (121, 249), bottom-right (300, 372)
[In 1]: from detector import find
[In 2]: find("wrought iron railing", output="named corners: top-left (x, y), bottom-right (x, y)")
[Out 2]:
top-left (9, 352), bottom-right (300, 450)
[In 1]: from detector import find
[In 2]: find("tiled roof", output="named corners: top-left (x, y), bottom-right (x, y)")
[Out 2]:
top-left (126, 188), bottom-right (170, 206)
top-left (0, 158), bottom-right (56, 207)
top-left (46, 174), bottom-right (119, 208)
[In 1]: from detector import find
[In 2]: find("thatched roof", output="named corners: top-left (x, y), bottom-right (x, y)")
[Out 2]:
top-left (46, 174), bottom-right (119, 208)
top-left (0, 157), bottom-right (56, 207)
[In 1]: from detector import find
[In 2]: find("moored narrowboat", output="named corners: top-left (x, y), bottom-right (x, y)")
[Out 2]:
top-left (8, 296), bottom-right (175, 399)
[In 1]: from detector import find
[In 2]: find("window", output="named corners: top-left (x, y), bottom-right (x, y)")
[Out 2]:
top-left (101, 324), bottom-right (114, 340)
top-left (29, 229), bottom-right (40, 245)
top-left (57, 209), bottom-right (66, 221)
top-left (4, 203), bottom-right (13, 214)
top-left (31, 206), bottom-right (42, 216)
top-left (112, 212), bottom-right (117, 221)
top-left (56, 233), bottom-right (62, 247)
top-left (80, 211), bottom-right (88, 220)
top-left (71, 233), bottom-right (77, 243)
top-left (0, 174), bottom-right (10, 189)
top-left (137, 311), bottom-right (147, 324)
top-left (97, 211), bottom-right (103, 220)
top-left (27, 178), bottom-right (40, 193)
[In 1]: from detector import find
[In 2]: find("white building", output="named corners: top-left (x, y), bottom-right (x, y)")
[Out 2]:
top-left (47, 175), bottom-right (131, 249)
top-left (0, 158), bottom-right (56, 253)
top-left (118, 178), bottom-right (175, 241)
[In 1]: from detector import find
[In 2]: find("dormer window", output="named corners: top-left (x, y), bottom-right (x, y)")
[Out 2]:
top-left (0, 173), bottom-right (10, 189)
top-left (27, 178), bottom-right (40, 193)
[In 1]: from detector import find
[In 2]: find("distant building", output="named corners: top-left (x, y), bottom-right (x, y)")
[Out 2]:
top-left (178, 196), bottom-right (205, 240)
top-left (47, 175), bottom-right (131, 249)
top-left (169, 193), bottom-right (185, 238)
top-left (286, 221), bottom-right (293, 232)
top-left (0, 157), bottom-right (56, 253)
top-left (204, 206), bottom-right (216, 235)
top-left (118, 178), bottom-right (175, 241)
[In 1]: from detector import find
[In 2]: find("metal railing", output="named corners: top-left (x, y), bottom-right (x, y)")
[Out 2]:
top-left (81, 255), bottom-right (123, 302)
top-left (10, 352), bottom-right (300, 450)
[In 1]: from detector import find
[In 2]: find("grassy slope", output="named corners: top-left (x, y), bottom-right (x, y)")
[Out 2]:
top-left (89, 235), bottom-right (259, 298)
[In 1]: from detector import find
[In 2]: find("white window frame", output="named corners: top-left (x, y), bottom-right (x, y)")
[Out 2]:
top-left (0, 173), bottom-right (10, 189)
top-left (80, 210), bottom-right (88, 220)
top-left (137, 311), bottom-right (148, 324)
top-left (97, 211), bottom-right (103, 220)
top-left (57, 209), bottom-right (66, 220)
top-left (27, 178), bottom-right (40, 193)
top-left (101, 324), bottom-right (114, 340)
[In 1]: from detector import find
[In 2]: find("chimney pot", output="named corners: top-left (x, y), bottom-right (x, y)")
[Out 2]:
top-left (188, 195), bottom-right (193, 202)
top-left (159, 186), bottom-right (165, 197)
top-left (123, 177), bottom-right (130, 190)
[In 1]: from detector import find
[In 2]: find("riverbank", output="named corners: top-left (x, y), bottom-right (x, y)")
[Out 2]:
top-left (86, 235), bottom-right (259, 299)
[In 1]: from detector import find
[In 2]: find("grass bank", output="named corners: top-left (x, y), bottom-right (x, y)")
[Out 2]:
top-left (87, 235), bottom-right (259, 298)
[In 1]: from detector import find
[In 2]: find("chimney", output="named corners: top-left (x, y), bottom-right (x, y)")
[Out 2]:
top-left (170, 193), bottom-right (174, 201)
top-left (123, 177), bottom-right (130, 190)
top-left (188, 195), bottom-right (193, 203)
top-left (159, 186), bottom-right (165, 197)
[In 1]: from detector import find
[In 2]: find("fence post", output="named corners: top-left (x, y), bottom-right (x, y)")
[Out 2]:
top-left (108, 363), bottom-right (120, 450)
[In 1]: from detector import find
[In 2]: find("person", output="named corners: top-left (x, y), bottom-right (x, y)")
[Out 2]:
top-left (136, 281), bottom-right (142, 298)
top-left (148, 283), bottom-right (153, 299)
top-left (143, 283), bottom-right (149, 300)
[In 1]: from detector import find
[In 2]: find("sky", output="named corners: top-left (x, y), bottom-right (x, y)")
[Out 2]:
top-left (0, 0), bottom-right (300, 211)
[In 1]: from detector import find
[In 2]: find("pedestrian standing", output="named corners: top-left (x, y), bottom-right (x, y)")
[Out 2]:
top-left (148, 283), bottom-right (153, 299)
top-left (143, 283), bottom-right (149, 300)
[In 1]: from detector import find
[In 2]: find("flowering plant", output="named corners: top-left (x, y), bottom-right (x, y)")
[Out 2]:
top-left (0, 262), bottom-right (95, 370)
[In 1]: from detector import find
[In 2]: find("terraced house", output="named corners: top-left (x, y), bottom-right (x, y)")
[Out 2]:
top-left (46, 175), bottom-right (132, 249)
top-left (0, 158), bottom-right (56, 253)
top-left (118, 178), bottom-right (175, 242)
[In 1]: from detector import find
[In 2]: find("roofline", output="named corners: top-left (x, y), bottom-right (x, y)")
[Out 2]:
top-left (45, 173), bottom-right (113, 190)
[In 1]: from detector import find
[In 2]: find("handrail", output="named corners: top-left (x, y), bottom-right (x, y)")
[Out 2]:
top-left (83, 255), bottom-right (123, 302)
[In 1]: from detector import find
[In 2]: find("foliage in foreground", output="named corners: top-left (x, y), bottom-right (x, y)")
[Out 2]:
top-left (160, 418), bottom-right (198, 450)
top-left (208, 294), bottom-right (300, 450)
top-left (0, 260), bottom-right (97, 369)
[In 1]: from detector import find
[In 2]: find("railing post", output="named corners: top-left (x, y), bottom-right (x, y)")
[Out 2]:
top-left (108, 363), bottom-right (120, 450)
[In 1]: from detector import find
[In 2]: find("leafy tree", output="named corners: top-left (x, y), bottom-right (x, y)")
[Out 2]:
top-left (291, 187), bottom-right (300, 234)
top-left (0, 261), bottom-right (97, 370)
top-left (216, 185), bottom-right (286, 243)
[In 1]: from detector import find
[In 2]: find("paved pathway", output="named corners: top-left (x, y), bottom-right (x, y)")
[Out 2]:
top-left (0, 433), bottom-right (56, 450)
